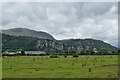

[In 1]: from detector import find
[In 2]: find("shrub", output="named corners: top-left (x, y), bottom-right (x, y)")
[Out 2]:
top-left (73, 53), bottom-right (79, 58)
top-left (50, 54), bottom-right (59, 58)
top-left (88, 68), bottom-right (91, 72)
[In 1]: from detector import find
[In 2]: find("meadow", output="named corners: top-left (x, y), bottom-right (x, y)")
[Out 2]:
top-left (2, 55), bottom-right (118, 78)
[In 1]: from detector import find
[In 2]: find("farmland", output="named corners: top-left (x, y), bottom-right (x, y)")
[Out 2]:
top-left (2, 55), bottom-right (118, 78)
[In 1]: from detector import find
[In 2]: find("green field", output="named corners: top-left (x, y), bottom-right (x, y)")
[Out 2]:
top-left (2, 55), bottom-right (118, 78)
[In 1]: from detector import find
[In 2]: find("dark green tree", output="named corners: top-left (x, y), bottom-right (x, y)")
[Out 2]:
top-left (21, 51), bottom-right (25, 55)
top-left (98, 48), bottom-right (108, 55)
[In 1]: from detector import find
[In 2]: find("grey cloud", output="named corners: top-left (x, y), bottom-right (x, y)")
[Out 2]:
top-left (1, 2), bottom-right (118, 47)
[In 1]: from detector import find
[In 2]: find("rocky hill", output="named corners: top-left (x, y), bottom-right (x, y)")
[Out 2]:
top-left (2, 33), bottom-right (117, 54)
top-left (1, 28), bottom-right (55, 40)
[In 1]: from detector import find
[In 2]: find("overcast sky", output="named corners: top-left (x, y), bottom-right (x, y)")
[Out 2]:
top-left (1, 2), bottom-right (118, 47)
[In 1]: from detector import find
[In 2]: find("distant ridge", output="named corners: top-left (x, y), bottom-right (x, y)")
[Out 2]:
top-left (2, 33), bottom-right (117, 52)
top-left (1, 28), bottom-right (55, 40)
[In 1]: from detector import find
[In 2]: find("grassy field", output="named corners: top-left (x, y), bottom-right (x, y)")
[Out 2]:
top-left (2, 55), bottom-right (118, 78)
top-left (0, 57), bottom-right (2, 79)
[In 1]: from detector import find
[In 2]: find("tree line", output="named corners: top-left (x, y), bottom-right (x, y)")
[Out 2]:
top-left (2, 48), bottom-right (119, 56)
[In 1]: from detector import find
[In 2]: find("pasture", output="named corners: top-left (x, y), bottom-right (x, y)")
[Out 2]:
top-left (2, 55), bottom-right (118, 78)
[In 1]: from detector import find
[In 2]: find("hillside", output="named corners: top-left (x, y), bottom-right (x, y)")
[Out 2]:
top-left (60, 39), bottom-right (117, 52)
top-left (1, 28), bottom-right (55, 40)
top-left (2, 33), bottom-right (117, 54)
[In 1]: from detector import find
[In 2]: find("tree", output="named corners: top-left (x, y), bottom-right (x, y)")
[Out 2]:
top-left (90, 50), bottom-right (95, 55)
top-left (117, 49), bottom-right (120, 55)
top-left (118, 49), bottom-right (120, 53)
top-left (112, 51), bottom-right (117, 55)
top-left (80, 49), bottom-right (91, 55)
top-left (80, 49), bottom-right (86, 55)
top-left (98, 48), bottom-right (108, 55)
top-left (21, 51), bottom-right (25, 55)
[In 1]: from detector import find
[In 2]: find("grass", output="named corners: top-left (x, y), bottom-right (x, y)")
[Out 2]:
top-left (2, 55), bottom-right (118, 78)
top-left (0, 57), bottom-right (2, 79)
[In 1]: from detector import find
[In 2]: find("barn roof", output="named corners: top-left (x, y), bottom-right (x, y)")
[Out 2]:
top-left (25, 51), bottom-right (46, 54)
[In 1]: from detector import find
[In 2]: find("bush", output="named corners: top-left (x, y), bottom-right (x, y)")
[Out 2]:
top-left (21, 51), bottom-right (25, 55)
top-left (64, 55), bottom-right (67, 58)
top-left (88, 68), bottom-right (91, 72)
top-left (50, 54), bottom-right (59, 58)
top-left (73, 53), bottom-right (79, 57)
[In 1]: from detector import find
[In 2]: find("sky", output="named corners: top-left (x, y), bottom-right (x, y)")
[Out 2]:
top-left (1, 2), bottom-right (118, 47)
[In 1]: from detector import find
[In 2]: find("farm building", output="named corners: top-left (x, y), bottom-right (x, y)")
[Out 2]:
top-left (25, 51), bottom-right (47, 56)
top-left (2, 51), bottom-right (19, 56)
top-left (50, 53), bottom-right (60, 58)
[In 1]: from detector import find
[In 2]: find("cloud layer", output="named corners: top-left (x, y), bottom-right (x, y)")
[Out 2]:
top-left (1, 2), bottom-right (118, 47)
